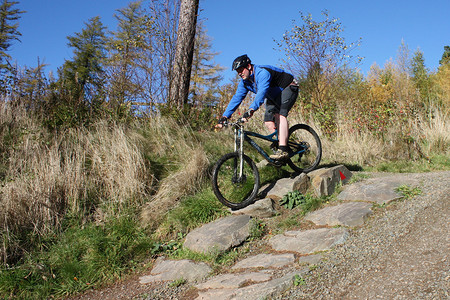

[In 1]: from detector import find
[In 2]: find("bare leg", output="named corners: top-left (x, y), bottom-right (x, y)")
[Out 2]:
top-left (275, 114), bottom-right (288, 146)
top-left (264, 121), bottom-right (277, 134)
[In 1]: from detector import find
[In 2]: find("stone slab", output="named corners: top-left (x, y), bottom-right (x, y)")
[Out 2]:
top-left (337, 176), bottom-right (420, 204)
top-left (269, 227), bottom-right (349, 254)
top-left (196, 271), bottom-right (300, 300)
top-left (195, 271), bottom-right (272, 290)
top-left (232, 253), bottom-right (295, 270)
top-left (184, 215), bottom-right (251, 254)
top-left (139, 259), bottom-right (211, 284)
top-left (305, 202), bottom-right (373, 227)
top-left (231, 198), bottom-right (276, 218)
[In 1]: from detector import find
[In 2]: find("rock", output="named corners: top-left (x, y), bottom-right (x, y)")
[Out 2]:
top-left (337, 176), bottom-right (419, 205)
top-left (292, 173), bottom-right (311, 194)
top-left (308, 165), bottom-right (353, 197)
top-left (139, 258), bottom-right (211, 284)
top-left (256, 160), bottom-right (269, 169)
top-left (232, 253), bottom-right (295, 270)
top-left (305, 202), bottom-right (373, 227)
top-left (231, 198), bottom-right (276, 218)
top-left (298, 254), bottom-right (323, 265)
top-left (196, 271), bottom-right (300, 300)
top-left (184, 215), bottom-right (251, 254)
top-left (195, 271), bottom-right (272, 290)
top-left (260, 177), bottom-right (296, 200)
top-left (260, 172), bottom-right (312, 200)
top-left (268, 227), bottom-right (349, 254)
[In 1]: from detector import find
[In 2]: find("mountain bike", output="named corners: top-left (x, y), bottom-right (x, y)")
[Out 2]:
top-left (211, 118), bottom-right (322, 210)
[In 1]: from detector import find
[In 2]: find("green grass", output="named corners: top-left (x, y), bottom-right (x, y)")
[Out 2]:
top-left (368, 154), bottom-right (450, 173)
top-left (156, 188), bottom-right (229, 239)
top-left (0, 212), bottom-right (154, 299)
top-left (396, 185), bottom-right (423, 200)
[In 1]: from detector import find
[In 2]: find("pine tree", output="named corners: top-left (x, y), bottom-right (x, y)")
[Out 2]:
top-left (189, 21), bottom-right (224, 108)
top-left (411, 49), bottom-right (430, 102)
top-left (439, 46), bottom-right (450, 66)
top-left (0, 0), bottom-right (24, 70)
top-left (107, 0), bottom-right (151, 106)
top-left (60, 16), bottom-right (108, 105)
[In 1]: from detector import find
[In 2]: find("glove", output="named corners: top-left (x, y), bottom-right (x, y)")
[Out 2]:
top-left (218, 116), bottom-right (228, 125)
top-left (242, 109), bottom-right (254, 120)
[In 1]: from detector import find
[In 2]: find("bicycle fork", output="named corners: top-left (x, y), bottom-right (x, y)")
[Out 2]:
top-left (234, 126), bottom-right (245, 180)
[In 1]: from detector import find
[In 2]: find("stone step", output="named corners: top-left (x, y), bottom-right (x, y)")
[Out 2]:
top-left (138, 169), bottom-right (422, 299)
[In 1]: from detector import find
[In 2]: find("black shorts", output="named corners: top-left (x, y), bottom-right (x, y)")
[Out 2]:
top-left (264, 84), bottom-right (299, 122)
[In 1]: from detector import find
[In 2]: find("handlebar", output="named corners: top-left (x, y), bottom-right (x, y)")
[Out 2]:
top-left (222, 117), bottom-right (245, 128)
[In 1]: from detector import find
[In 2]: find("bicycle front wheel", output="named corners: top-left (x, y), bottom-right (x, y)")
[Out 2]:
top-left (287, 124), bottom-right (322, 173)
top-left (212, 152), bottom-right (260, 210)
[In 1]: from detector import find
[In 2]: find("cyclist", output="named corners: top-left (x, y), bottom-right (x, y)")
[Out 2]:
top-left (216, 54), bottom-right (299, 160)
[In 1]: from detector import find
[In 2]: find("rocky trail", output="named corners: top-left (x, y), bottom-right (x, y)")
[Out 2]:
top-left (71, 169), bottom-right (450, 300)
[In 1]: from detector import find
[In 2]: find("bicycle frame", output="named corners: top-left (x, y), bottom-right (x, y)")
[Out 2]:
top-left (232, 122), bottom-right (307, 166)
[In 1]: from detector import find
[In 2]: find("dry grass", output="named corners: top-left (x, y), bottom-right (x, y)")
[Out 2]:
top-left (245, 104), bottom-right (449, 167)
top-left (0, 98), bottom-right (448, 265)
top-left (138, 116), bottom-right (211, 229)
top-left (0, 102), bottom-right (151, 263)
top-left (140, 147), bottom-right (209, 229)
top-left (417, 107), bottom-right (450, 157)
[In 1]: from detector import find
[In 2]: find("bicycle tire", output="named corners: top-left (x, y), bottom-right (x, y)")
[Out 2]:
top-left (212, 152), bottom-right (260, 210)
top-left (287, 124), bottom-right (322, 173)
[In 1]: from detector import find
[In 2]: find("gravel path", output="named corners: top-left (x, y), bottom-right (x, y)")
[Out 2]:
top-left (70, 171), bottom-right (449, 300)
top-left (278, 171), bottom-right (449, 299)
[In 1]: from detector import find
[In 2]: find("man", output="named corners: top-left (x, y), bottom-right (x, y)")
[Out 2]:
top-left (216, 54), bottom-right (299, 160)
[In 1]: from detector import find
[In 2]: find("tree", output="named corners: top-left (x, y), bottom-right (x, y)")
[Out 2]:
top-left (107, 0), bottom-right (151, 107)
top-left (0, 0), bottom-right (24, 70)
top-left (275, 10), bottom-right (362, 110)
top-left (60, 16), bottom-right (108, 106)
top-left (169, 0), bottom-right (199, 108)
top-left (107, 0), bottom-right (180, 110)
top-left (189, 20), bottom-right (224, 108)
top-left (411, 48), bottom-right (431, 102)
top-left (0, 0), bottom-right (24, 96)
top-left (439, 45), bottom-right (450, 65)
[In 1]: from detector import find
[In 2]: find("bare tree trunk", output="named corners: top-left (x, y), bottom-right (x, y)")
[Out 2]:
top-left (169, 0), bottom-right (199, 108)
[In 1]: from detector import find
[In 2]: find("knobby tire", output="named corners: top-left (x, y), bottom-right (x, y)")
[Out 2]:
top-left (287, 124), bottom-right (322, 173)
top-left (212, 152), bottom-right (260, 210)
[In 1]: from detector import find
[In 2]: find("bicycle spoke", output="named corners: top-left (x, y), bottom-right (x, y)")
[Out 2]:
top-left (287, 124), bottom-right (322, 173)
top-left (212, 152), bottom-right (260, 209)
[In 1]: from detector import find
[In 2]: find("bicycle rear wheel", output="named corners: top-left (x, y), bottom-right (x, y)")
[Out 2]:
top-left (212, 152), bottom-right (260, 210)
top-left (287, 124), bottom-right (322, 173)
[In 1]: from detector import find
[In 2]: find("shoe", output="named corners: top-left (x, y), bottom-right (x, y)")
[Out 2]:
top-left (269, 141), bottom-right (279, 152)
top-left (269, 149), bottom-right (289, 160)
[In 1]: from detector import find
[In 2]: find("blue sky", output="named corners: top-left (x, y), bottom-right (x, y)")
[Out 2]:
top-left (10, 0), bottom-right (449, 83)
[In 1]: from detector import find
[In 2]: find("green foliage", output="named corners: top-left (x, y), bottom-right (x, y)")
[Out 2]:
top-left (59, 16), bottom-right (108, 106)
top-left (150, 233), bottom-right (183, 256)
top-left (280, 191), bottom-right (307, 209)
top-left (279, 191), bottom-right (324, 216)
top-left (158, 188), bottom-right (229, 238)
top-left (0, 213), bottom-right (153, 299)
top-left (159, 102), bottom-right (218, 131)
top-left (411, 49), bottom-right (432, 101)
top-left (372, 154), bottom-right (450, 173)
top-left (0, 0), bottom-right (24, 70)
top-left (395, 185), bottom-right (422, 199)
top-left (276, 10), bottom-right (362, 118)
top-left (249, 219), bottom-right (267, 240)
top-left (169, 278), bottom-right (187, 287)
top-left (439, 45), bottom-right (450, 65)
top-left (189, 20), bottom-right (225, 111)
top-left (293, 274), bottom-right (306, 286)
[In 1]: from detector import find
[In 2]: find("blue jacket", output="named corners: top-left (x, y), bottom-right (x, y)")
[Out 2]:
top-left (222, 65), bottom-right (294, 118)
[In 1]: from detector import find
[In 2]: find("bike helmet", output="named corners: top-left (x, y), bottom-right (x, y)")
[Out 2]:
top-left (232, 54), bottom-right (251, 71)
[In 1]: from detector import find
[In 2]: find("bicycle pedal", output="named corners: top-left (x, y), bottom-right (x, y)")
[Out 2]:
top-left (268, 160), bottom-right (286, 167)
